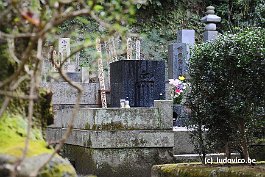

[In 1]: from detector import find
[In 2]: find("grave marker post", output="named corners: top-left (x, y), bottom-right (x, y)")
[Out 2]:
top-left (96, 38), bottom-right (107, 108)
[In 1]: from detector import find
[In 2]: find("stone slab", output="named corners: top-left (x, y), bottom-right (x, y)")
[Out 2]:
top-left (177, 30), bottom-right (195, 46)
top-left (168, 43), bottom-right (190, 79)
top-left (66, 72), bottom-right (81, 82)
top-left (63, 145), bottom-right (174, 177)
top-left (53, 101), bottom-right (172, 130)
top-left (45, 127), bottom-right (62, 143)
top-left (154, 100), bottom-right (172, 129)
top-left (41, 82), bottom-right (100, 105)
top-left (46, 128), bottom-right (174, 148)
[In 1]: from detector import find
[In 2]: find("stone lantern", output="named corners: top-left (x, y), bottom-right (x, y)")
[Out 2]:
top-left (201, 6), bottom-right (221, 42)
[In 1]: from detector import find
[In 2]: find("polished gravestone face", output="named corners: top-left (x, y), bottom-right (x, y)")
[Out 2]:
top-left (110, 60), bottom-right (165, 107)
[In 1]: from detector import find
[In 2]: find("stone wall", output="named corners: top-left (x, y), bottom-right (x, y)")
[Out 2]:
top-left (46, 100), bottom-right (175, 177)
top-left (64, 146), bottom-right (173, 177)
top-left (41, 82), bottom-right (111, 107)
top-left (52, 107), bottom-right (171, 130)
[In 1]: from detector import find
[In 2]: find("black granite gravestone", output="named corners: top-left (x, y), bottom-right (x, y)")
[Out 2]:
top-left (110, 60), bottom-right (165, 107)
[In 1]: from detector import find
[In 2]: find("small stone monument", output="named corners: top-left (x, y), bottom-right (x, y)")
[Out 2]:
top-left (58, 38), bottom-right (70, 64)
top-left (81, 67), bottom-right (90, 83)
top-left (58, 38), bottom-right (81, 82)
top-left (201, 6), bottom-right (221, 42)
top-left (168, 29), bottom-right (195, 80)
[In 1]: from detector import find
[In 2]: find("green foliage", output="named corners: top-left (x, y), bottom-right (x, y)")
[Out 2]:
top-left (133, 0), bottom-right (265, 62)
top-left (188, 28), bottom-right (265, 158)
top-left (0, 44), bottom-right (14, 83)
top-left (133, 1), bottom-right (204, 61)
top-left (140, 29), bottom-right (167, 60)
top-left (211, 0), bottom-right (265, 30)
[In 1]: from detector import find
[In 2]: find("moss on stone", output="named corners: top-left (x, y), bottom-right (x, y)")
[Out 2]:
top-left (0, 114), bottom-right (77, 177)
top-left (152, 164), bottom-right (265, 177)
top-left (0, 113), bottom-right (53, 157)
top-left (89, 121), bottom-right (136, 131)
top-left (84, 123), bottom-right (90, 130)
top-left (98, 121), bottom-right (125, 130)
top-left (39, 163), bottom-right (76, 177)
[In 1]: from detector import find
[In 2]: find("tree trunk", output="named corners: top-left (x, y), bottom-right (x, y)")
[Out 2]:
top-left (225, 141), bottom-right (231, 159)
top-left (238, 120), bottom-right (249, 161)
top-left (198, 122), bottom-right (206, 164)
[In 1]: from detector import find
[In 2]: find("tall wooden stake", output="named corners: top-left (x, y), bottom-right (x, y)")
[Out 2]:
top-left (111, 37), bottom-right (118, 62)
top-left (96, 38), bottom-right (107, 108)
top-left (136, 39), bottom-right (141, 60)
top-left (104, 41), bottom-right (111, 88)
top-left (127, 38), bottom-right (132, 60)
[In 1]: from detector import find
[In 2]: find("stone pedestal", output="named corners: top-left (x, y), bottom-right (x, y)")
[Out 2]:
top-left (203, 31), bottom-right (218, 42)
top-left (110, 60), bottom-right (165, 107)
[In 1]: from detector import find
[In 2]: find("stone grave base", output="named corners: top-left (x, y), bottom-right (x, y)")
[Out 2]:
top-left (62, 145), bottom-right (173, 177)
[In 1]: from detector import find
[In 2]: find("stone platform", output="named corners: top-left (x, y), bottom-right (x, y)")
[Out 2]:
top-left (46, 100), bottom-right (174, 177)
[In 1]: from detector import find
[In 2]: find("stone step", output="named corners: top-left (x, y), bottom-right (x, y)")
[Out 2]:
top-left (47, 128), bottom-right (174, 148)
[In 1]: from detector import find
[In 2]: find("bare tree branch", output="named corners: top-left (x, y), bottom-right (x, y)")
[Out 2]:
top-left (30, 54), bottom-right (83, 177)
top-left (37, 38), bottom-right (44, 61)
top-left (0, 97), bottom-right (11, 118)
top-left (0, 90), bottom-right (37, 100)
top-left (21, 72), bottom-right (36, 164)
top-left (10, 67), bottom-right (37, 177)
top-left (10, 75), bottom-right (29, 91)
top-left (0, 75), bottom-right (29, 118)
top-left (0, 36), bottom-right (37, 88)
top-left (7, 38), bottom-right (21, 63)
top-left (0, 31), bottom-right (37, 39)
